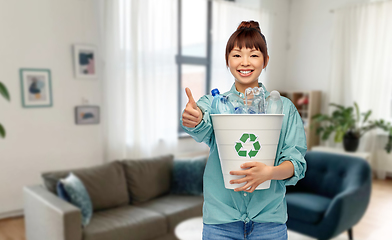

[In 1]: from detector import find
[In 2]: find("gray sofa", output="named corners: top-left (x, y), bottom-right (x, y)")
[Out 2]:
top-left (23, 155), bottom-right (204, 240)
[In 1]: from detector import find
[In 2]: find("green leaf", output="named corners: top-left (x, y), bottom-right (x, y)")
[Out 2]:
top-left (362, 110), bottom-right (372, 124)
top-left (329, 103), bottom-right (345, 110)
top-left (354, 102), bottom-right (360, 124)
top-left (0, 123), bottom-right (5, 138)
top-left (0, 82), bottom-right (10, 101)
top-left (316, 126), bottom-right (324, 135)
top-left (334, 130), bottom-right (344, 142)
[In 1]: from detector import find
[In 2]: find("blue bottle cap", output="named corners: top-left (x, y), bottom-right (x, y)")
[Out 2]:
top-left (211, 88), bottom-right (220, 96)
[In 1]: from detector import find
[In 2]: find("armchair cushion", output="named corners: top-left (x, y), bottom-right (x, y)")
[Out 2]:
top-left (286, 193), bottom-right (331, 224)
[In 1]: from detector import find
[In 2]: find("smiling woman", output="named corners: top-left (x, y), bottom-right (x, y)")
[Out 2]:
top-left (181, 20), bottom-right (307, 240)
top-left (225, 21), bottom-right (269, 94)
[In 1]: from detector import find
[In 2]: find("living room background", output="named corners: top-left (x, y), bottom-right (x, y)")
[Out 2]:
top-left (0, 0), bottom-right (390, 221)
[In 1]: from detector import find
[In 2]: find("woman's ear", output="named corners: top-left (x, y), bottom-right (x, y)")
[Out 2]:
top-left (263, 55), bottom-right (270, 69)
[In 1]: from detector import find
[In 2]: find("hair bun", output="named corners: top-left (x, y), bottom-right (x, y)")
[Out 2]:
top-left (237, 20), bottom-right (261, 32)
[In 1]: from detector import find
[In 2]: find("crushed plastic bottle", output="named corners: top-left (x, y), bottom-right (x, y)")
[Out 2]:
top-left (265, 90), bottom-right (283, 114)
top-left (244, 87), bottom-right (265, 114)
top-left (226, 93), bottom-right (245, 114)
top-left (210, 88), bottom-right (235, 114)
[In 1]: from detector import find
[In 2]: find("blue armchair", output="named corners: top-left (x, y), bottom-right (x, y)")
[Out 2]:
top-left (286, 151), bottom-right (372, 240)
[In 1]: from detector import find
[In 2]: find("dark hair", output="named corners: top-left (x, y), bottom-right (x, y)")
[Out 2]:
top-left (225, 20), bottom-right (268, 67)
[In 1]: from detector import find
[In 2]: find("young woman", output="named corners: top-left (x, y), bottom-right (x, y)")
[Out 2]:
top-left (181, 20), bottom-right (307, 240)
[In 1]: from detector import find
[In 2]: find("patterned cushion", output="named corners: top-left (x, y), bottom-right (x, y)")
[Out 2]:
top-left (56, 181), bottom-right (71, 202)
top-left (171, 156), bottom-right (207, 195)
top-left (60, 173), bottom-right (93, 227)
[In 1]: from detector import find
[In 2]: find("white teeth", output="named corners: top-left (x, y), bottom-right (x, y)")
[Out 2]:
top-left (240, 70), bottom-right (251, 74)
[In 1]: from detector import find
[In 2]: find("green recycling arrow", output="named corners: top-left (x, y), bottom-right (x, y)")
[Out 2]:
top-left (234, 133), bottom-right (261, 158)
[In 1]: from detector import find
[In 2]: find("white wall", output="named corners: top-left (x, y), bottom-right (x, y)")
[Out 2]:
top-left (0, 0), bottom-right (104, 218)
top-left (283, 0), bottom-right (369, 113)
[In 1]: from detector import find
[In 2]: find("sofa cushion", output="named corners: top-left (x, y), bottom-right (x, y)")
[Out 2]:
top-left (83, 205), bottom-right (167, 240)
top-left (60, 173), bottom-right (93, 227)
top-left (137, 195), bottom-right (203, 231)
top-left (171, 156), bottom-right (206, 196)
top-left (286, 192), bottom-right (331, 224)
top-left (122, 155), bottom-right (173, 204)
top-left (42, 161), bottom-right (129, 211)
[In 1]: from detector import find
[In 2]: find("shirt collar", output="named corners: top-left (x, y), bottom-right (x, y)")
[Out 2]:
top-left (227, 82), bottom-right (270, 99)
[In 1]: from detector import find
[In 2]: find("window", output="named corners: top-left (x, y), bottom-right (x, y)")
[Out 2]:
top-left (177, 0), bottom-right (212, 134)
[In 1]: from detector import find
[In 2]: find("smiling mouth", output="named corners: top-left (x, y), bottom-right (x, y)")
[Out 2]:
top-left (237, 70), bottom-right (254, 76)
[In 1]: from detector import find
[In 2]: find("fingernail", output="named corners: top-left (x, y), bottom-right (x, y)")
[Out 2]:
top-left (241, 165), bottom-right (244, 168)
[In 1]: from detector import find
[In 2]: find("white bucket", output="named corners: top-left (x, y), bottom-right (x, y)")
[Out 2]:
top-left (211, 114), bottom-right (284, 190)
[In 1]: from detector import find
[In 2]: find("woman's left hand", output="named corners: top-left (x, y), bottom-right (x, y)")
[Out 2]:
top-left (229, 162), bottom-right (274, 193)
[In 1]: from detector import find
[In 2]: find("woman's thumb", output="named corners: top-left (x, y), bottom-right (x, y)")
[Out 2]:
top-left (185, 88), bottom-right (197, 108)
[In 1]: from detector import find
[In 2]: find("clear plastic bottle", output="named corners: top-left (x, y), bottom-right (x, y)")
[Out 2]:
top-left (265, 90), bottom-right (283, 114)
top-left (245, 87), bottom-right (265, 114)
top-left (226, 93), bottom-right (245, 114)
top-left (210, 88), bottom-right (235, 114)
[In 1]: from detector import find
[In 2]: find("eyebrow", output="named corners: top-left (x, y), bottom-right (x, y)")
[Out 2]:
top-left (232, 48), bottom-right (260, 52)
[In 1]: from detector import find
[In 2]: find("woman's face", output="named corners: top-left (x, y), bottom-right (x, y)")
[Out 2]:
top-left (228, 46), bottom-right (269, 93)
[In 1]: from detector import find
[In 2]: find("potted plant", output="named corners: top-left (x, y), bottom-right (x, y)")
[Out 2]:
top-left (0, 81), bottom-right (10, 138)
top-left (312, 102), bottom-right (392, 153)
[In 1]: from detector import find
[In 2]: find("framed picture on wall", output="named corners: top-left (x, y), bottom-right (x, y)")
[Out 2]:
top-left (75, 106), bottom-right (100, 125)
top-left (73, 44), bottom-right (97, 79)
top-left (20, 68), bottom-right (53, 108)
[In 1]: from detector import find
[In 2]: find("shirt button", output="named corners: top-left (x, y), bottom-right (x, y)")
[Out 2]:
top-left (244, 193), bottom-right (247, 196)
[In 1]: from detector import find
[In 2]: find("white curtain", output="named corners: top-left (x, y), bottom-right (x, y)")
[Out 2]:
top-left (100, 0), bottom-right (178, 160)
top-left (329, 1), bottom-right (392, 162)
top-left (211, 0), bottom-right (271, 92)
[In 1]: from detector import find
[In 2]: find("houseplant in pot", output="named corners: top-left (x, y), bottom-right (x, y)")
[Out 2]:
top-left (0, 81), bottom-right (10, 138)
top-left (312, 102), bottom-right (392, 153)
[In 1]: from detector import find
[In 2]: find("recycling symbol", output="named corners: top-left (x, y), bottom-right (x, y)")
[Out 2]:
top-left (234, 133), bottom-right (261, 158)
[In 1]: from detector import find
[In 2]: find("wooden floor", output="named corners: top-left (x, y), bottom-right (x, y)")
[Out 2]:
top-left (0, 178), bottom-right (391, 240)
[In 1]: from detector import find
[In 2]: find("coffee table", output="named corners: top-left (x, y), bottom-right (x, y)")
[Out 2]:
top-left (174, 217), bottom-right (203, 240)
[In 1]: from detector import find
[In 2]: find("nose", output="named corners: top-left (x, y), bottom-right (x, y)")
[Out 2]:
top-left (241, 58), bottom-right (250, 66)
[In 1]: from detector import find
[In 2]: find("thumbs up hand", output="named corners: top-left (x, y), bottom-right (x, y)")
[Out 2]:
top-left (182, 88), bottom-right (203, 128)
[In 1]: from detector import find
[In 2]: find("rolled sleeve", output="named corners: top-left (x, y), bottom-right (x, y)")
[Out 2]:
top-left (277, 107), bottom-right (307, 186)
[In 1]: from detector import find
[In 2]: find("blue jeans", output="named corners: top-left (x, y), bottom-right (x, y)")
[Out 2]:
top-left (202, 221), bottom-right (287, 240)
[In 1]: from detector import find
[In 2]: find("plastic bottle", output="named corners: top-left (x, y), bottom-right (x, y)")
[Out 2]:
top-left (265, 90), bottom-right (283, 114)
top-left (226, 93), bottom-right (245, 114)
top-left (245, 87), bottom-right (265, 114)
top-left (252, 87), bottom-right (265, 114)
top-left (210, 88), bottom-right (235, 114)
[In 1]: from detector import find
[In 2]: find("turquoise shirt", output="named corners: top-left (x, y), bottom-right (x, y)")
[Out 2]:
top-left (181, 83), bottom-right (307, 225)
